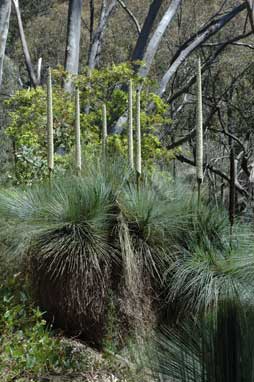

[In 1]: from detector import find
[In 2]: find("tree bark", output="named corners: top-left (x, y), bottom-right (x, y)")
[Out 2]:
top-left (246, 0), bottom-right (254, 32)
top-left (88, 0), bottom-right (116, 69)
top-left (12, 0), bottom-right (38, 88)
top-left (138, 0), bottom-right (182, 79)
top-left (131, 0), bottom-right (163, 62)
top-left (0, 0), bottom-right (11, 90)
top-left (64, 0), bottom-right (83, 91)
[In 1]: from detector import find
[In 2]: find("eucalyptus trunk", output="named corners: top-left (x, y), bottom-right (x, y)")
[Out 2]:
top-left (64, 0), bottom-right (82, 91)
top-left (0, 0), bottom-right (11, 90)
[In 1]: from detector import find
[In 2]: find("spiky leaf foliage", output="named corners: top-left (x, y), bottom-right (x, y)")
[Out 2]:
top-left (119, 181), bottom-right (172, 283)
top-left (146, 301), bottom-right (254, 382)
top-left (164, 204), bottom-right (254, 317)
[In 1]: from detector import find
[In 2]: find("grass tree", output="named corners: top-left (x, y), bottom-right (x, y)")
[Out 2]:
top-left (196, 57), bottom-right (203, 203)
top-left (47, 67), bottom-right (54, 180)
top-left (146, 301), bottom-right (254, 382)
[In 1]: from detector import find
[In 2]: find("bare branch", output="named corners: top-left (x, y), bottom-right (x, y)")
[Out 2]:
top-left (158, 3), bottom-right (247, 97)
top-left (176, 153), bottom-right (249, 197)
top-left (116, 0), bottom-right (140, 34)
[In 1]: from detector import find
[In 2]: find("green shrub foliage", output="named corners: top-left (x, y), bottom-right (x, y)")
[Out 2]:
top-left (5, 64), bottom-right (174, 184)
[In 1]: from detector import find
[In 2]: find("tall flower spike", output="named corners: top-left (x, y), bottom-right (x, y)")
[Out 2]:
top-left (136, 88), bottom-right (142, 176)
top-left (196, 57), bottom-right (203, 199)
top-left (128, 79), bottom-right (134, 169)
top-left (102, 103), bottom-right (107, 159)
top-left (75, 87), bottom-right (81, 174)
top-left (47, 67), bottom-right (54, 176)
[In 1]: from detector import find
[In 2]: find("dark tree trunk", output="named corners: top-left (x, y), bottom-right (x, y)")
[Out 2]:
top-left (138, 0), bottom-right (182, 79)
top-left (131, 0), bottom-right (163, 62)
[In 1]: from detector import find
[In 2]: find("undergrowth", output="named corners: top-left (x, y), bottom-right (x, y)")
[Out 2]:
top-left (0, 276), bottom-right (82, 382)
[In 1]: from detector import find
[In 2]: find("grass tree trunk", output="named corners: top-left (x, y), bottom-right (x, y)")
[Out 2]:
top-left (64, 0), bottom-right (82, 91)
top-left (196, 57), bottom-right (203, 203)
top-left (102, 103), bottom-right (107, 159)
top-left (136, 88), bottom-right (141, 187)
top-left (128, 79), bottom-right (134, 169)
top-left (47, 68), bottom-right (54, 179)
top-left (75, 87), bottom-right (81, 175)
top-left (0, 0), bottom-right (11, 90)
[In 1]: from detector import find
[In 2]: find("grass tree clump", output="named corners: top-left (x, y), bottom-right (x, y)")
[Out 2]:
top-left (128, 79), bottom-right (134, 169)
top-left (75, 87), bottom-right (81, 175)
top-left (47, 67), bottom-right (54, 179)
top-left (0, 162), bottom-right (185, 344)
top-left (0, 174), bottom-right (118, 347)
top-left (196, 57), bottom-right (203, 202)
top-left (2, 158), bottom-right (253, 354)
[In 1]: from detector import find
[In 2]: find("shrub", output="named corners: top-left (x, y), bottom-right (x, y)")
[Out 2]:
top-left (0, 277), bottom-right (81, 382)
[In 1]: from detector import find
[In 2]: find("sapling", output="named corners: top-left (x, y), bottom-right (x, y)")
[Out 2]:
top-left (136, 88), bottom-right (141, 188)
top-left (102, 103), bottom-right (107, 159)
top-left (47, 67), bottom-right (54, 180)
top-left (196, 57), bottom-right (203, 203)
top-left (75, 87), bottom-right (81, 175)
top-left (128, 79), bottom-right (134, 169)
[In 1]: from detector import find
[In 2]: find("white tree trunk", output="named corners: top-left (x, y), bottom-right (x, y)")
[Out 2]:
top-left (64, 0), bottom-right (82, 91)
top-left (88, 0), bottom-right (116, 69)
top-left (0, 0), bottom-right (11, 90)
top-left (138, 0), bottom-right (182, 79)
top-left (12, 0), bottom-right (38, 87)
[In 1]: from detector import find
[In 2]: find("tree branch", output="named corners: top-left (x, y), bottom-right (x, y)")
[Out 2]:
top-left (116, 0), bottom-right (140, 34)
top-left (168, 31), bottom-right (252, 104)
top-left (158, 3), bottom-right (247, 97)
top-left (176, 153), bottom-right (249, 197)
